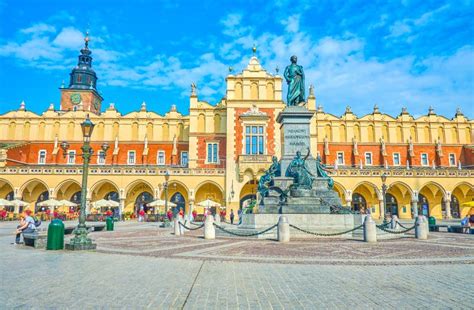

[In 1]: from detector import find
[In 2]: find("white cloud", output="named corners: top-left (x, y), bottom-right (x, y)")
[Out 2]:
top-left (281, 14), bottom-right (300, 33)
top-left (20, 23), bottom-right (56, 35)
top-left (52, 27), bottom-right (84, 49)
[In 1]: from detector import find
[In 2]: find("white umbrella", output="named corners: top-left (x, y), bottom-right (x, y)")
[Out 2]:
top-left (146, 199), bottom-right (177, 207)
top-left (37, 199), bottom-right (63, 207)
top-left (8, 199), bottom-right (29, 207)
top-left (59, 200), bottom-right (78, 207)
top-left (0, 198), bottom-right (12, 207)
top-left (197, 199), bottom-right (221, 208)
top-left (92, 199), bottom-right (119, 208)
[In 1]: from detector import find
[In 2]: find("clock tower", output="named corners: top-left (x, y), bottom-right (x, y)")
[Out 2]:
top-left (60, 32), bottom-right (103, 114)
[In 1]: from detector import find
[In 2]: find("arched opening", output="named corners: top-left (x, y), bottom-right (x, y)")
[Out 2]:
top-left (90, 180), bottom-right (120, 215)
top-left (125, 181), bottom-right (154, 215)
top-left (170, 192), bottom-right (185, 214)
top-left (387, 182), bottom-right (413, 219)
top-left (20, 180), bottom-right (49, 214)
top-left (418, 182), bottom-right (445, 219)
top-left (333, 183), bottom-right (346, 205)
top-left (385, 193), bottom-right (398, 216)
top-left (239, 179), bottom-right (257, 209)
top-left (160, 181), bottom-right (189, 214)
top-left (339, 124), bottom-right (346, 142)
top-left (451, 182), bottom-right (474, 218)
top-left (352, 182), bottom-right (380, 217)
top-left (132, 122), bottom-right (139, 141)
top-left (35, 191), bottom-right (50, 213)
top-left (351, 193), bottom-right (366, 213)
top-left (354, 125), bottom-right (361, 141)
top-left (418, 193), bottom-right (430, 217)
top-left (195, 182), bottom-right (224, 215)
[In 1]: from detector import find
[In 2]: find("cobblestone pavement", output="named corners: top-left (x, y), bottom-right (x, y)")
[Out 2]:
top-left (1, 221), bottom-right (473, 309)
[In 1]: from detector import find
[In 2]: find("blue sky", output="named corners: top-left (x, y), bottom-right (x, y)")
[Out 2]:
top-left (0, 0), bottom-right (473, 118)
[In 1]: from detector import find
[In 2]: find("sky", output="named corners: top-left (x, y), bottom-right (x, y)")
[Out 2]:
top-left (0, 0), bottom-right (473, 118)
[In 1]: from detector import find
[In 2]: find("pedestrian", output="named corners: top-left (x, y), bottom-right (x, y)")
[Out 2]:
top-left (192, 210), bottom-right (197, 222)
top-left (12, 210), bottom-right (36, 245)
top-left (461, 214), bottom-right (470, 233)
top-left (178, 208), bottom-right (184, 219)
top-left (138, 208), bottom-right (145, 222)
top-left (167, 209), bottom-right (173, 221)
top-left (230, 209), bottom-right (235, 224)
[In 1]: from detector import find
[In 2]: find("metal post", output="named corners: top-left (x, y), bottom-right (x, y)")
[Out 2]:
top-left (66, 141), bottom-right (95, 250)
top-left (382, 183), bottom-right (387, 224)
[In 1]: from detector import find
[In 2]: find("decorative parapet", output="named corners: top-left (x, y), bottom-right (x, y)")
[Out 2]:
top-left (0, 166), bottom-right (226, 176)
top-left (329, 167), bottom-right (474, 178)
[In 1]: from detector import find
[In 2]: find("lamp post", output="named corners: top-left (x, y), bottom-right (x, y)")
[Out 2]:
top-left (381, 172), bottom-right (388, 224)
top-left (62, 115), bottom-right (109, 250)
top-left (163, 170), bottom-right (170, 227)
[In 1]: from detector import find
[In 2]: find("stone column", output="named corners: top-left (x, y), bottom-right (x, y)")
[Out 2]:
top-left (119, 199), bottom-right (125, 220)
top-left (411, 200), bottom-right (418, 218)
top-left (378, 199), bottom-right (385, 220)
top-left (443, 192), bottom-right (452, 219)
top-left (174, 217), bottom-right (181, 236)
top-left (277, 216), bottom-right (290, 242)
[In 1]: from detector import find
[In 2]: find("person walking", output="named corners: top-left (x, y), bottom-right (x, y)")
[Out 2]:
top-left (461, 214), bottom-right (470, 233)
top-left (138, 208), bottom-right (145, 222)
top-left (230, 209), bottom-right (235, 224)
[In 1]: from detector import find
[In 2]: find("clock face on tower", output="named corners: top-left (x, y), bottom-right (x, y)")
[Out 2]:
top-left (70, 93), bottom-right (82, 105)
top-left (93, 98), bottom-right (100, 110)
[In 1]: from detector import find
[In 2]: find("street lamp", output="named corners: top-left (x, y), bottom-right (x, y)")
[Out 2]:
top-left (62, 114), bottom-right (109, 250)
top-left (163, 170), bottom-right (170, 227)
top-left (381, 172), bottom-right (388, 224)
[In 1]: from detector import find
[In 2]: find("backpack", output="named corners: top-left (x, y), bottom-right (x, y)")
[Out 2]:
top-left (33, 216), bottom-right (42, 228)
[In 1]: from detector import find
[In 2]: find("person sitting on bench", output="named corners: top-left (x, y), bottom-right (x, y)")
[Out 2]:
top-left (461, 215), bottom-right (470, 233)
top-left (12, 210), bottom-right (36, 244)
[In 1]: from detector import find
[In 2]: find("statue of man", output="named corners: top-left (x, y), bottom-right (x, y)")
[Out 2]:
top-left (284, 55), bottom-right (305, 106)
top-left (257, 156), bottom-right (281, 198)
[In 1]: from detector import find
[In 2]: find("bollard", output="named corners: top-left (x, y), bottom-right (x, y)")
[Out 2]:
top-left (204, 215), bottom-right (215, 240)
top-left (423, 216), bottom-right (430, 237)
top-left (415, 216), bottom-right (428, 240)
top-left (174, 217), bottom-right (181, 236)
top-left (214, 213), bottom-right (221, 223)
top-left (178, 215), bottom-right (184, 236)
top-left (391, 215), bottom-right (399, 230)
top-left (363, 214), bottom-right (377, 243)
top-left (277, 216), bottom-right (290, 243)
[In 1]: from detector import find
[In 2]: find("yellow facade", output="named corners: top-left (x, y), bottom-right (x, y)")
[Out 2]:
top-left (0, 55), bottom-right (473, 220)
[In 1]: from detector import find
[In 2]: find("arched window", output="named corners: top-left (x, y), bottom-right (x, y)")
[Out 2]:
top-left (197, 114), bottom-right (205, 133)
top-left (266, 82), bottom-right (274, 100)
top-left (367, 125), bottom-right (375, 142)
top-left (134, 192), bottom-right (153, 213)
top-left (235, 82), bottom-right (242, 99)
top-left (250, 82), bottom-right (258, 99)
top-left (35, 191), bottom-right (50, 213)
top-left (170, 192), bottom-right (186, 214)
top-left (339, 124), bottom-right (346, 142)
top-left (450, 195), bottom-right (460, 218)
top-left (104, 191), bottom-right (119, 202)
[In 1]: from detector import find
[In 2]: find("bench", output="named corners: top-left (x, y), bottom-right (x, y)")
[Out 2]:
top-left (429, 224), bottom-right (449, 232)
top-left (23, 232), bottom-right (47, 249)
top-left (447, 225), bottom-right (473, 233)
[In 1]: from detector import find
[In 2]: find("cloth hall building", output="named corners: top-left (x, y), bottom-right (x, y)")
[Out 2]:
top-left (0, 39), bottom-right (473, 220)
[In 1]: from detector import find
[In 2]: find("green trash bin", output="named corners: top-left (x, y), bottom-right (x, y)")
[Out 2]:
top-left (428, 216), bottom-right (436, 231)
top-left (106, 217), bottom-right (114, 231)
top-left (46, 219), bottom-right (64, 250)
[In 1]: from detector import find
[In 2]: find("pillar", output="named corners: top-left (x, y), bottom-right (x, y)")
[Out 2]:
top-left (379, 199), bottom-right (385, 220)
top-left (415, 216), bottom-right (428, 240)
top-left (411, 200), bottom-right (418, 218)
top-left (119, 198), bottom-right (125, 220)
top-left (443, 192), bottom-right (452, 219)
top-left (204, 215), bottom-right (215, 240)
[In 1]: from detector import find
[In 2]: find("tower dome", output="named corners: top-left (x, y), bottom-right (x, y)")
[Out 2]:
top-left (68, 32), bottom-right (98, 90)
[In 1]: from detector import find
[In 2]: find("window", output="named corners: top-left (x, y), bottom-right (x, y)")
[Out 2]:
top-left (97, 150), bottom-right (105, 164)
top-left (245, 125), bottom-right (265, 155)
top-left (393, 153), bottom-right (400, 166)
top-left (67, 151), bottom-right (76, 165)
top-left (181, 151), bottom-right (188, 167)
top-left (157, 151), bottom-right (165, 165)
top-left (38, 150), bottom-right (47, 164)
top-left (207, 142), bottom-right (219, 163)
top-left (449, 153), bottom-right (456, 166)
top-left (128, 151), bottom-right (136, 165)
top-left (364, 152), bottom-right (372, 166)
top-left (421, 153), bottom-right (429, 166)
top-left (336, 152), bottom-right (344, 165)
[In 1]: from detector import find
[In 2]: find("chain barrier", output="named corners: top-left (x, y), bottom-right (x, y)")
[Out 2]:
top-left (178, 222), bottom-right (205, 231)
top-left (213, 223), bottom-right (278, 237)
top-left (223, 220), bottom-right (239, 226)
top-left (376, 223), bottom-right (416, 234)
top-left (189, 221), bottom-right (203, 226)
top-left (289, 223), bottom-right (364, 237)
top-left (396, 222), bottom-right (413, 230)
